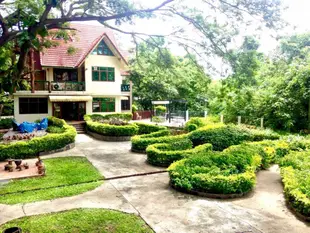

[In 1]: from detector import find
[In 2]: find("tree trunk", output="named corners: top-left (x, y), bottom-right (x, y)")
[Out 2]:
top-left (0, 104), bottom-right (3, 117)
top-left (308, 98), bottom-right (310, 130)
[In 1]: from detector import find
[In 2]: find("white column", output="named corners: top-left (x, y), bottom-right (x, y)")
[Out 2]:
top-left (238, 116), bottom-right (241, 125)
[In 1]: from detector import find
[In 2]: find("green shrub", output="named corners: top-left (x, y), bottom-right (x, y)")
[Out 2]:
top-left (168, 144), bottom-right (262, 195)
top-left (154, 105), bottom-right (166, 115)
top-left (184, 116), bottom-right (220, 132)
top-left (0, 117), bottom-right (76, 161)
top-left (146, 138), bottom-right (212, 167)
top-left (281, 166), bottom-right (310, 217)
top-left (85, 114), bottom-right (138, 137)
top-left (186, 124), bottom-right (198, 132)
top-left (47, 126), bottom-right (66, 134)
top-left (86, 121), bottom-right (138, 136)
top-left (188, 124), bottom-right (251, 151)
top-left (131, 133), bottom-right (187, 152)
top-left (84, 113), bottom-right (132, 122)
top-left (0, 118), bottom-right (13, 129)
top-left (134, 122), bottom-right (167, 135)
top-left (132, 104), bottom-right (138, 112)
top-left (188, 124), bottom-right (279, 151)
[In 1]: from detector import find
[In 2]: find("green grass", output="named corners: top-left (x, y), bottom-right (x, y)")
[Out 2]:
top-left (0, 208), bottom-right (154, 233)
top-left (0, 157), bottom-right (103, 204)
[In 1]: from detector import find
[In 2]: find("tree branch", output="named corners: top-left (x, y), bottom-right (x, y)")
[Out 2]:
top-left (44, 0), bottom-right (174, 24)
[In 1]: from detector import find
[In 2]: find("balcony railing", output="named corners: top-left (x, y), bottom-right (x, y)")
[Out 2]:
top-left (51, 81), bottom-right (85, 91)
top-left (121, 84), bottom-right (130, 92)
top-left (26, 81), bottom-right (85, 92)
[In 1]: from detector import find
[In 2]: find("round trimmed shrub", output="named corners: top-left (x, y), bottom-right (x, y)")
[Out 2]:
top-left (0, 117), bottom-right (76, 161)
top-left (186, 124), bottom-right (198, 132)
top-left (134, 122), bottom-right (167, 135)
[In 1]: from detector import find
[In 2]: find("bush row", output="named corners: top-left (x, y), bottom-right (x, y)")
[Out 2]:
top-left (84, 113), bottom-right (133, 122)
top-left (0, 117), bottom-right (76, 161)
top-left (280, 151), bottom-right (310, 218)
top-left (86, 120), bottom-right (139, 137)
top-left (134, 122), bottom-right (167, 135)
top-left (131, 133), bottom-right (186, 152)
top-left (188, 124), bottom-right (280, 151)
top-left (146, 138), bottom-right (212, 166)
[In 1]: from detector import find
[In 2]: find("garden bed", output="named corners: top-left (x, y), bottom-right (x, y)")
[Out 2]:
top-left (87, 130), bottom-right (132, 141)
top-left (0, 117), bottom-right (76, 161)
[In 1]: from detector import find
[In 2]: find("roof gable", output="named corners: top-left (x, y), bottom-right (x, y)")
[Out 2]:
top-left (40, 22), bottom-right (127, 68)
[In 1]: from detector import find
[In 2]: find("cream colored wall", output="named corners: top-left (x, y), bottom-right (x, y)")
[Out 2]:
top-left (14, 96), bottom-right (53, 123)
top-left (44, 68), bottom-right (54, 81)
top-left (84, 55), bottom-right (124, 96)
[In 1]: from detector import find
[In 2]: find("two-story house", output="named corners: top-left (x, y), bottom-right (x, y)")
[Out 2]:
top-left (13, 22), bottom-right (132, 123)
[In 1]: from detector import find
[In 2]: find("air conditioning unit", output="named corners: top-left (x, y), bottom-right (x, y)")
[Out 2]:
top-left (53, 83), bottom-right (60, 90)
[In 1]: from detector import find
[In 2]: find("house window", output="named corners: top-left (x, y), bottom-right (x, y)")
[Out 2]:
top-left (54, 69), bottom-right (78, 81)
top-left (121, 97), bottom-right (130, 111)
top-left (92, 40), bottom-right (114, 56)
top-left (92, 98), bottom-right (115, 112)
top-left (19, 98), bottom-right (48, 114)
top-left (92, 67), bottom-right (115, 81)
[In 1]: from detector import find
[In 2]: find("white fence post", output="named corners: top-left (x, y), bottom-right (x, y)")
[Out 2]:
top-left (238, 116), bottom-right (241, 125)
top-left (204, 110), bottom-right (208, 118)
top-left (186, 110), bottom-right (189, 122)
top-left (220, 114), bottom-right (224, 123)
top-left (260, 118), bottom-right (264, 128)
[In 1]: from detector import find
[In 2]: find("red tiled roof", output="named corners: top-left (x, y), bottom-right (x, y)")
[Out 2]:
top-left (40, 22), bottom-right (127, 67)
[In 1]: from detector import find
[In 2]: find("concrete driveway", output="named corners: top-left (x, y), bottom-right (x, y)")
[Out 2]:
top-left (0, 134), bottom-right (309, 233)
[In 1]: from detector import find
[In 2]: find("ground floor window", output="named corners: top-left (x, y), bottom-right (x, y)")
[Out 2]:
top-left (93, 98), bottom-right (115, 112)
top-left (19, 98), bottom-right (48, 114)
top-left (121, 97), bottom-right (130, 111)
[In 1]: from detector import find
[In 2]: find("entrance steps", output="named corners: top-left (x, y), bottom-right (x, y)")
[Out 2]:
top-left (67, 121), bottom-right (86, 134)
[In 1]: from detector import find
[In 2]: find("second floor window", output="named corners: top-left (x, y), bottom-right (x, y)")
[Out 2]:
top-left (92, 67), bottom-right (115, 81)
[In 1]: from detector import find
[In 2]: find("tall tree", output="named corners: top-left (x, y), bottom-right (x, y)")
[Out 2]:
top-left (0, 0), bottom-right (283, 89)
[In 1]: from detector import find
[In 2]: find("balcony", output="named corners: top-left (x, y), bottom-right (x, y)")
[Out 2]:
top-left (121, 84), bottom-right (130, 92)
top-left (27, 81), bottom-right (85, 92)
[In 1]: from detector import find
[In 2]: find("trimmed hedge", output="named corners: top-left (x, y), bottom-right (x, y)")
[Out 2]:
top-left (84, 113), bottom-right (132, 122)
top-left (85, 114), bottom-right (138, 137)
top-left (0, 117), bottom-right (76, 161)
top-left (86, 121), bottom-right (139, 137)
top-left (184, 116), bottom-right (220, 132)
top-left (0, 118), bottom-right (13, 129)
top-left (146, 139), bottom-right (212, 167)
top-left (188, 124), bottom-right (280, 151)
top-left (134, 122), bottom-right (167, 135)
top-left (168, 143), bottom-right (263, 195)
top-left (280, 151), bottom-right (310, 218)
top-left (131, 133), bottom-right (187, 152)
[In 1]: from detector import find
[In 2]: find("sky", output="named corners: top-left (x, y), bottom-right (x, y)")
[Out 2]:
top-left (113, 0), bottom-right (310, 53)
top-left (85, 0), bottom-right (310, 77)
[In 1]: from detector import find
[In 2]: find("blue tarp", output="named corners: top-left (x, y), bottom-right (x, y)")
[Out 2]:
top-left (13, 118), bottom-right (48, 133)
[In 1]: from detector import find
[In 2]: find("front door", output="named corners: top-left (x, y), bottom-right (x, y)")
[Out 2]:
top-left (53, 102), bottom-right (86, 121)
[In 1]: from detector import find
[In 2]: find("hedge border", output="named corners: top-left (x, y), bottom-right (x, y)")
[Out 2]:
top-left (146, 143), bottom-right (212, 167)
top-left (170, 181), bottom-right (250, 199)
top-left (0, 117), bottom-right (76, 161)
top-left (286, 199), bottom-right (310, 222)
top-left (87, 130), bottom-right (132, 142)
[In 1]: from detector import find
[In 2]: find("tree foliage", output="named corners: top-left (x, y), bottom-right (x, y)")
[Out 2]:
top-left (129, 39), bottom-right (211, 111)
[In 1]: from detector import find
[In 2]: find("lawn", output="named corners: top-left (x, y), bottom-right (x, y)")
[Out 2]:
top-left (0, 157), bottom-right (103, 204)
top-left (0, 208), bottom-right (154, 233)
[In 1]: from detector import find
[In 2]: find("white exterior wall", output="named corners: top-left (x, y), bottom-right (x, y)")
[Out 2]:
top-left (14, 96), bottom-right (53, 123)
top-left (84, 55), bottom-right (124, 95)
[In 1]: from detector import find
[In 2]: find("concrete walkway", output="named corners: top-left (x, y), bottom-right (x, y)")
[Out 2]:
top-left (0, 134), bottom-right (310, 233)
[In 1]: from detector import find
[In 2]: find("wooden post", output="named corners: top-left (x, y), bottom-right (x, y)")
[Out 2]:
top-left (204, 110), bottom-right (208, 118)
top-left (48, 81), bottom-right (52, 93)
top-left (30, 49), bottom-right (35, 93)
top-left (238, 116), bottom-right (241, 125)
top-left (220, 114), bottom-right (224, 123)
top-left (261, 118), bottom-right (264, 128)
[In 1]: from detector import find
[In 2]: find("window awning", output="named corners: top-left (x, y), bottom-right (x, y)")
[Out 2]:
top-left (49, 96), bottom-right (92, 102)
